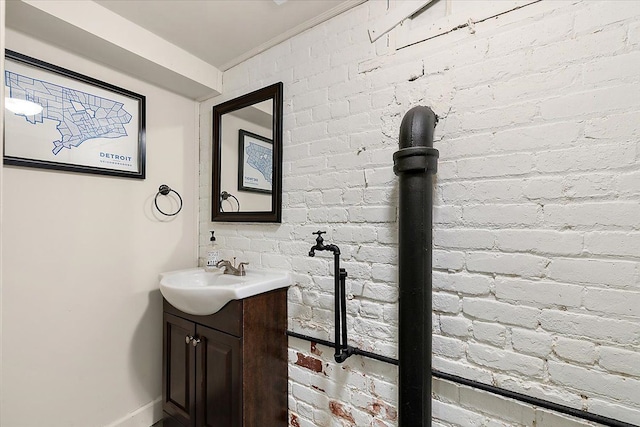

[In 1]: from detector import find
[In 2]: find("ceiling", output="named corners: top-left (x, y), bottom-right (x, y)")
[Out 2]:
top-left (94, 0), bottom-right (363, 71)
top-left (4, 0), bottom-right (366, 99)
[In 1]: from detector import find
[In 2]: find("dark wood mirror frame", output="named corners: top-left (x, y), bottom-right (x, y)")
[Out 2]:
top-left (211, 82), bottom-right (283, 222)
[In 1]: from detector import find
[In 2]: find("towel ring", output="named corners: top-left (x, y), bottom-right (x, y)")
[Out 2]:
top-left (220, 191), bottom-right (240, 212)
top-left (155, 184), bottom-right (183, 216)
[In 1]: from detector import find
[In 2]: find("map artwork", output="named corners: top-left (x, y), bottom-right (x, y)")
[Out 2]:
top-left (5, 70), bottom-right (132, 155)
top-left (245, 142), bottom-right (273, 185)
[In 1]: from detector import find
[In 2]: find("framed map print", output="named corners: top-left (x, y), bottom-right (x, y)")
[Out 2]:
top-left (3, 50), bottom-right (146, 179)
top-left (238, 129), bottom-right (273, 194)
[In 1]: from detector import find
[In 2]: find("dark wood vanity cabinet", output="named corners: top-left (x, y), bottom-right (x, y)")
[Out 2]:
top-left (162, 288), bottom-right (288, 427)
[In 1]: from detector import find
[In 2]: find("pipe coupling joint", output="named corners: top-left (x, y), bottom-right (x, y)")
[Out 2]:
top-left (393, 147), bottom-right (439, 175)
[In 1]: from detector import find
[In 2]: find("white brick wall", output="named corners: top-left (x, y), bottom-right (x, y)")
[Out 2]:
top-left (200, 0), bottom-right (640, 425)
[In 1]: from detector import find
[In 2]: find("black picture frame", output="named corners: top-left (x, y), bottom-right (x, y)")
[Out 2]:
top-left (237, 129), bottom-right (273, 194)
top-left (3, 50), bottom-right (146, 179)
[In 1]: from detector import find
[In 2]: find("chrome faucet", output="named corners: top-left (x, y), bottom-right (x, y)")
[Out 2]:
top-left (216, 257), bottom-right (248, 276)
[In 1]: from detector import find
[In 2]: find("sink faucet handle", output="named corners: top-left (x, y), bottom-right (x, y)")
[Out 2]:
top-left (238, 262), bottom-right (249, 276)
top-left (312, 230), bottom-right (326, 244)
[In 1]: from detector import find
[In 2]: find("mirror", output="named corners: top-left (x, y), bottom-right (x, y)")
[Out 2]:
top-left (212, 82), bottom-right (283, 222)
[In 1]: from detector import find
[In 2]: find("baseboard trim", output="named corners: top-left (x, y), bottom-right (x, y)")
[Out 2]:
top-left (104, 397), bottom-right (163, 427)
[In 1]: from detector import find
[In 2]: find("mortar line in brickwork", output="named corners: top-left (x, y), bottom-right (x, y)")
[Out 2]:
top-left (287, 331), bottom-right (636, 427)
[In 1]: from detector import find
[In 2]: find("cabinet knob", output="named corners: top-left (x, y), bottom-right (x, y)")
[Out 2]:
top-left (185, 335), bottom-right (193, 344)
top-left (192, 337), bottom-right (201, 347)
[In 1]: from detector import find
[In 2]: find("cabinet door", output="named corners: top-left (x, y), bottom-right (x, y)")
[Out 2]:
top-left (195, 325), bottom-right (242, 427)
top-left (163, 313), bottom-right (196, 427)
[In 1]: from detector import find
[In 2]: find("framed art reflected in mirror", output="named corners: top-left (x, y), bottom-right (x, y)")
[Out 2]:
top-left (238, 129), bottom-right (272, 195)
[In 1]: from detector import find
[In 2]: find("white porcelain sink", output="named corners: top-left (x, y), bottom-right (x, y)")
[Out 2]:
top-left (159, 267), bottom-right (291, 315)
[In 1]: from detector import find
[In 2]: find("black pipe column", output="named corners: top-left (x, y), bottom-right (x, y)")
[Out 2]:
top-left (393, 106), bottom-right (439, 426)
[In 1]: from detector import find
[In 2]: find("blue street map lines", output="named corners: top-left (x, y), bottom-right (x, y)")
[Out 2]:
top-left (5, 70), bottom-right (132, 155)
top-left (245, 142), bottom-right (273, 185)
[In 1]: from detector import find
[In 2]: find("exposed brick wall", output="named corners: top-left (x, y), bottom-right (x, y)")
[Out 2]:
top-left (200, 1), bottom-right (640, 425)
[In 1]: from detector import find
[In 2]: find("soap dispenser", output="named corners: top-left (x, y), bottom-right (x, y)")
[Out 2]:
top-left (206, 230), bottom-right (219, 270)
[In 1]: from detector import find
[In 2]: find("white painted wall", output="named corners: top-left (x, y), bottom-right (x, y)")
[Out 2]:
top-left (2, 29), bottom-right (199, 427)
top-left (200, 0), bottom-right (640, 425)
top-left (0, 0), bottom-right (5, 421)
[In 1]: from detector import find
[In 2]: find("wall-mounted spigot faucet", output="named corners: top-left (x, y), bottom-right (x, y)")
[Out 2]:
top-left (308, 231), bottom-right (352, 363)
top-left (309, 230), bottom-right (340, 257)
